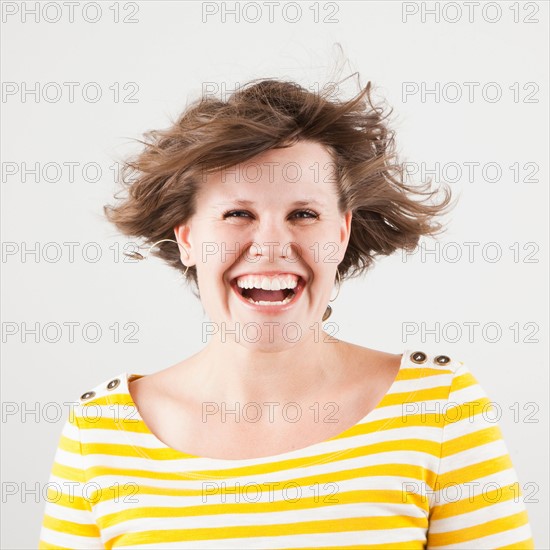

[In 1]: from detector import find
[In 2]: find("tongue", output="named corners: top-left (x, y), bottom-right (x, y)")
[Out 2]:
top-left (244, 288), bottom-right (288, 302)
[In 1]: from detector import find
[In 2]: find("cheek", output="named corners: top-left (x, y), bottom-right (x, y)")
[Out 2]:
top-left (212, 225), bottom-right (244, 245)
top-left (295, 231), bottom-right (337, 267)
top-left (197, 226), bottom-right (240, 268)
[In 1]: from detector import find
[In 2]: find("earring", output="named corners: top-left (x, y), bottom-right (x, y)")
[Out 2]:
top-left (322, 268), bottom-right (341, 322)
top-left (124, 238), bottom-right (191, 276)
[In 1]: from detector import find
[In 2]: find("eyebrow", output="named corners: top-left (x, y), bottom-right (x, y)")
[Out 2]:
top-left (218, 198), bottom-right (326, 207)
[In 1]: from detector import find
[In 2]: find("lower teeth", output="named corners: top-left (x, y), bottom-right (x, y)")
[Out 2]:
top-left (244, 293), bottom-right (294, 306)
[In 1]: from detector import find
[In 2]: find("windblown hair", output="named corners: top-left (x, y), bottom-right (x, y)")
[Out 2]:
top-left (104, 75), bottom-right (454, 298)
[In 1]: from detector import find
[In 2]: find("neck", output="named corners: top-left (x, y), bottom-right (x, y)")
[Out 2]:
top-left (182, 331), bottom-right (345, 404)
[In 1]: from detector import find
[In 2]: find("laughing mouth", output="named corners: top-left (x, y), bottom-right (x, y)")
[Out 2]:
top-left (231, 276), bottom-right (304, 306)
top-left (238, 286), bottom-right (296, 306)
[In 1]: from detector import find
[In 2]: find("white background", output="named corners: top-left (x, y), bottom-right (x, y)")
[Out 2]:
top-left (1, 1), bottom-right (548, 548)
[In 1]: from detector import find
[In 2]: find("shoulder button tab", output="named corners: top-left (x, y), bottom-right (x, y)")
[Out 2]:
top-left (80, 391), bottom-right (96, 401)
top-left (410, 351), bottom-right (427, 364)
top-left (106, 378), bottom-right (120, 391)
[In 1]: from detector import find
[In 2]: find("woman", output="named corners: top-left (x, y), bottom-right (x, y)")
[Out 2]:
top-left (39, 77), bottom-right (535, 548)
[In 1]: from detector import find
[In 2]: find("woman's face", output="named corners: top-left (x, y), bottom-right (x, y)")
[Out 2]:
top-left (174, 139), bottom-right (352, 350)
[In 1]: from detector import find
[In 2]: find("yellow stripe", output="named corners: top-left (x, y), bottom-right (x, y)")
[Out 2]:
top-left (379, 385), bottom-right (451, 408)
top-left (51, 462), bottom-right (86, 483)
top-left (87, 462), bottom-right (431, 509)
top-left (452, 371), bottom-right (479, 392)
top-left (106, 514), bottom-right (428, 547)
top-left (83, 442), bottom-right (179, 459)
top-left (436, 455), bottom-right (513, 487)
top-left (427, 509), bottom-right (531, 546)
top-left (497, 538), bottom-right (535, 549)
top-left (84, 449), bottom-right (435, 481)
top-left (442, 396), bottom-right (493, 426)
top-left (97, 488), bottom-right (428, 529)
top-left (57, 434), bottom-right (81, 454)
top-left (59, 461), bottom-right (432, 516)
top-left (80, 436), bottom-right (440, 463)
top-left (442, 425), bottom-right (504, 457)
top-left (44, 487), bottom-right (91, 511)
top-left (73, 411), bottom-right (448, 447)
top-left (76, 415), bottom-right (153, 434)
top-left (398, 367), bottom-right (452, 380)
top-left (283, 544), bottom-right (426, 550)
top-left (430, 482), bottom-right (523, 518)
top-left (41, 514), bottom-right (101, 538)
top-left (82, 394), bottom-right (135, 407)
top-left (88, 463), bottom-right (431, 495)
top-left (38, 540), bottom-right (73, 549)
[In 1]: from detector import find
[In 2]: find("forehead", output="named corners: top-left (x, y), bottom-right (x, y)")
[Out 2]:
top-left (201, 140), bottom-right (336, 197)
top-left (245, 139), bottom-right (334, 167)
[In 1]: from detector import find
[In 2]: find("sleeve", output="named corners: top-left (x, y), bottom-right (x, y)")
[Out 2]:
top-left (426, 361), bottom-right (535, 549)
top-left (38, 411), bottom-right (104, 549)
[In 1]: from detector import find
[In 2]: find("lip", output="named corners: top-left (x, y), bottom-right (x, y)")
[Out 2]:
top-left (230, 276), bottom-right (306, 314)
top-left (231, 271), bottom-right (305, 279)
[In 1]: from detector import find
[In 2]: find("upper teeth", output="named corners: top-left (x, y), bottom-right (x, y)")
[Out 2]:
top-left (236, 274), bottom-right (299, 291)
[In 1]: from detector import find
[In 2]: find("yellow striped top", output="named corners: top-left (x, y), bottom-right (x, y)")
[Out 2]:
top-left (39, 349), bottom-right (535, 549)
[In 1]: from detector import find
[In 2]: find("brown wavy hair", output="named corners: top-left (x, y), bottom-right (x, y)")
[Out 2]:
top-left (103, 74), bottom-right (455, 299)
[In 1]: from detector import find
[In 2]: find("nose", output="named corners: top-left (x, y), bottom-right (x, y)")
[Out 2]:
top-left (249, 216), bottom-right (298, 261)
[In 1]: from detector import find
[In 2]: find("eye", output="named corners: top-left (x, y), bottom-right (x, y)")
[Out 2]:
top-left (293, 209), bottom-right (318, 219)
top-left (222, 210), bottom-right (319, 220)
top-left (223, 210), bottom-right (252, 219)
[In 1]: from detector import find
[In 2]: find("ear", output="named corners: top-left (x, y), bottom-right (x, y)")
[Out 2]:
top-left (338, 210), bottom-right (352, 263)
top-left (173, 223), bottom-right (195, 267)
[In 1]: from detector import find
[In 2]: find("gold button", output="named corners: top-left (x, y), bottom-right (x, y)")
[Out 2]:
top-left (410, 351), bottom-right (427, 364)
top-left (434, 355), bottom-right (451, 365)
top-left (106, 379), bottom-right (120, 391)
top-left (80, 391), bottom-right (96, 401)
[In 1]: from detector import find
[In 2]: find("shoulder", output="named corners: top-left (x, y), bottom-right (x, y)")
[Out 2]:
top-left (402, 348), bottom-right (465, 373)
top-left (346, 346), bottom-right (466, 378)
top-left (341, 344), bottom-right (465, 374)
top-left (62, 372), bottom-right (142, 435)
top-left (75, 372), bottom-right (137, 411)
top-left (400, 348), bottom-right (477, 392)
top-left (57, 373), bottom-right (142, 455)
top-left (402, 348), bottom-right (490, 406)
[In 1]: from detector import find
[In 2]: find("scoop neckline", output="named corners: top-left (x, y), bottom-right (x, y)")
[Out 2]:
top-left (111, 349), bottom-right (416, 468)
